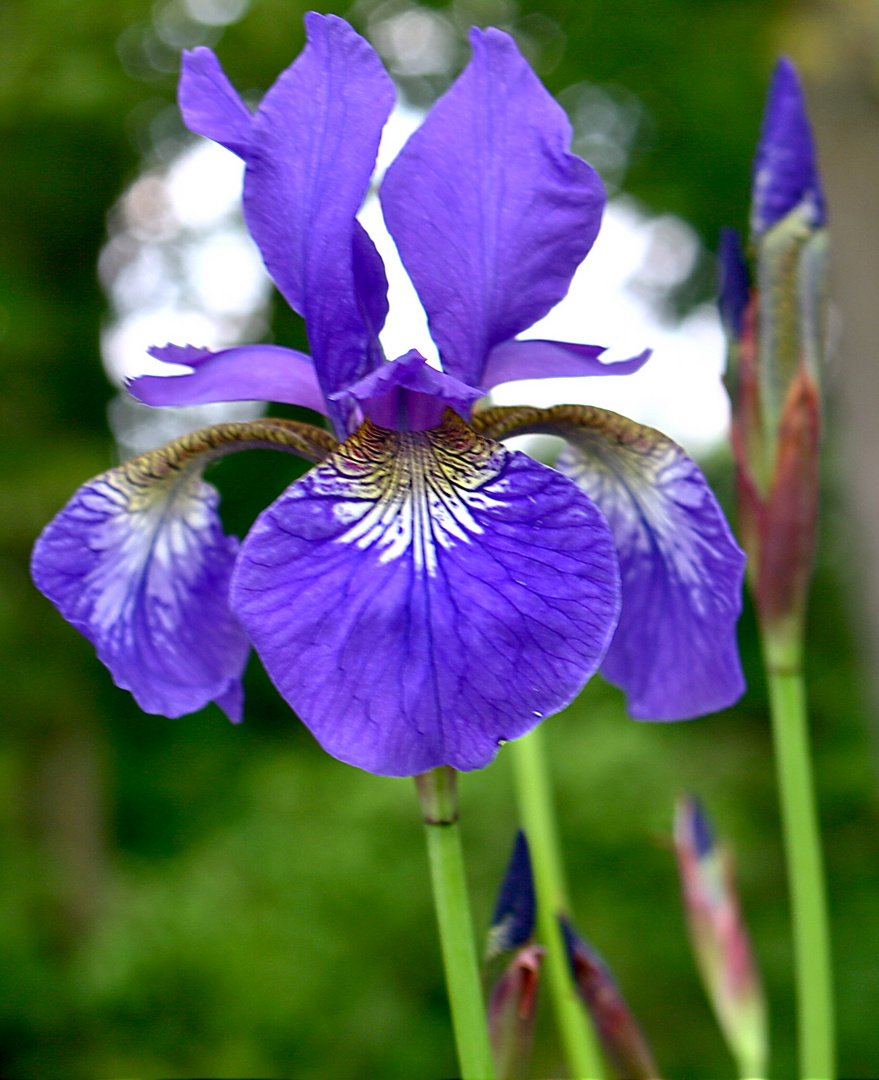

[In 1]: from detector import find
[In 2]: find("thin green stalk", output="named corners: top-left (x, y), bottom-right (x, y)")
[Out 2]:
top-left (510, 726), bottom-right (605, 1080)
top-left (763, 630), bottom-right (835, 1079)
top-left (416, 766), bottom-right (495, 1080)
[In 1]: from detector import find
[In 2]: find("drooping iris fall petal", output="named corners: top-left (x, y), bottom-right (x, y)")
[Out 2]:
top-left (31, 443), bottom-right (249, 720)
top-left (31, 418), bottom-right (337, 723)
top-left (473, 405), bottom-right (746, 720)
top-left (557, 416), bottom-right (746, 719)
top-left (231, 411), bottom-right (620, 775)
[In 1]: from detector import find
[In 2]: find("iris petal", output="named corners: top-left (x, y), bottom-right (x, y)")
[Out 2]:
top-left (31, 449), bottom-right (249, 720)
top-left (244, 13), bottom-right (394, 428)
top-left (31, 418), bottom-right (338, 722)
top-left (351, 221), bottom-right (390, 370)
top-left (334, 349), bottom-right (484, 431)
top-left (380, 27), bottom-right (604, 388)
top-left (482, 340), bottom-right (651, 391)
top-left (473, 405), bottom-right (746, 720)
top-left (231, 411), bottom-right (620, 776)
top-left (130, 343), bottom-right (328, 415)
top-left (179, 46), bottom-right (254, 157)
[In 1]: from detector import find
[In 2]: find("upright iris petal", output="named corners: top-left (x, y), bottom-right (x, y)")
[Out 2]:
top-left (231, 412), bottom-right (620, 776)
top-left (380, 26), bottom-right (604, 389)
top-left (243, 14), bottom-right (394, 422)
top-left (180, 15), bottom-right (395, 434)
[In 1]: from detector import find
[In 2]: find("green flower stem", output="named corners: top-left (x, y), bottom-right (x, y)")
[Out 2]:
top-left (763, 629), bottom-right (835, 1080)
top-left (416, 766), bottom-right (495, 1080)
top-left (510, 726), bottom-right (605, 1079)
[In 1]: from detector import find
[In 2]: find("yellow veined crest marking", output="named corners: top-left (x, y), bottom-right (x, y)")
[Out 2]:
top-left (316, 411), bottom-right (508, 575)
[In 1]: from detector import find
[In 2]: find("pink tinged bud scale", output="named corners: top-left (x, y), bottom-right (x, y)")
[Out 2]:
top-left (487, 944), bottom-right (544, 1080)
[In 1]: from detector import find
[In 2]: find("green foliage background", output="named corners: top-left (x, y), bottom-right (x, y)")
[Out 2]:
top-left (2, 0), bottom-right (878, 1076)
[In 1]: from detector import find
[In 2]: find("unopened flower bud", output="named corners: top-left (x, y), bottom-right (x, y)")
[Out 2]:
top-left (488, 943), bottom-right (544, 1080)
top-left (485, 830), bottom-right (536, 965)
top-left (674, 796), bottom-right (768, 1079)
top-left (560, 915), bottom-right (659, 1080)
top-left (722, 57), bottom-right (827, 639)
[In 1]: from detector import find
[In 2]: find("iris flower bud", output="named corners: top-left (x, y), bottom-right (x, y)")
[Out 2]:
top-left (722, 58), bottom-right (827, 641)
top-left (674, 796), bottom-right (768, 1079)
top-left (487, 944), bottom-right (545, 1080)
top-left (484, 831), bottom-right (540, 1078)
top-left (560, 915), bottom-right (659, 1080)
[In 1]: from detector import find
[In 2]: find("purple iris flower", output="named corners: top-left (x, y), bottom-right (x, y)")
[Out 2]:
top-left (31, 14), bottom-right (746, 777)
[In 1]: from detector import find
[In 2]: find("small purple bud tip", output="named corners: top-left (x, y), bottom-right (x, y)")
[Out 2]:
top-left (687, 795), bottom-right (715, 860)
top-left (487, 830), bottom-right (536, 957)
top-left (673, 796), bottom-right (769, 1078)
top-left (718, 228), bottom-right (751, 340)
top-left (752, 57), bottom-right (826, 235)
